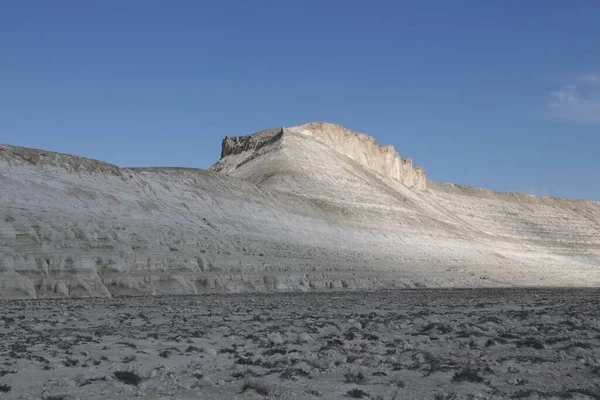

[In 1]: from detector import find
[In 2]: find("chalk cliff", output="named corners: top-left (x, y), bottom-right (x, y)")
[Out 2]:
top-left (213, 122), bottom-right (426, 190)
top-left (1, 122), bottom-right (600, 299)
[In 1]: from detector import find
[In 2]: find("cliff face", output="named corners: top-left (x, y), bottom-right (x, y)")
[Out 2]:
top-left (219, 128), bottom-right (284, 159)
top-left (216, 122), bottom-right (426, 190)
top-left (2, 123), bottom-right (600, 299)
top-left (286, 122), bottom-right (427, 190)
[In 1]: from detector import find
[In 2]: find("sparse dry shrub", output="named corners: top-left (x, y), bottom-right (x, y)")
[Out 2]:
top-left (346, 388), bottom-right (369, 398)
top-left (344, 371), bottom-right (367, 384)
top-left (280, 367), bottom-right (311, 380)
top-left (114, 370), bottom-right (142, 386)
top-left (240, 379), bottom-right (270, 396)
top-left (158, 350), bottom-right (171, 358)
top-left (451, 367), bottom-right (484, 383)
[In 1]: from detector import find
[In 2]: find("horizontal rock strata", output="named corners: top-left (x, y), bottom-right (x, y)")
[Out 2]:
top-left (1, 122), bottom-right (599, 298)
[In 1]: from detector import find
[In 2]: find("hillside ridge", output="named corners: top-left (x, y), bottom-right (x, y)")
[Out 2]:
top-left (2, 130), bottom-right (598, 203)
top-left (2, 123), bottom-right (600, 299)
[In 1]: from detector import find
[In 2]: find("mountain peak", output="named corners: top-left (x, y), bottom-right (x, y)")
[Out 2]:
top-left (215, 122), bottom-right (426, 189)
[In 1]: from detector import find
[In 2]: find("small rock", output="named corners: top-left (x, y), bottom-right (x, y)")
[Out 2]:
top-left (414, 353), bottom-right (427, 366)
top-left (74, 373), bottom-right (87, 385)
top-left (350, 321), bottom-right (362, 330)
top-left (199, 377), bottom-right (215, 386)
top-left (386, 355), bottom-right (398, 364)
top-left (267, 332), bottom-right (284, 345)
top-left (55, 377), bottom-right (76, 387)
top-left (297, 332), bottom-right (313, 343)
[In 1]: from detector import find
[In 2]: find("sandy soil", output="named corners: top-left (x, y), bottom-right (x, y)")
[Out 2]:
top-left (1, 288), bottom-right (599, 399)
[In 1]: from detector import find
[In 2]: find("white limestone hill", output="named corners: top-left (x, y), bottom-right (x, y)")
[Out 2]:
top-left (1, 122), bottom-right (600, 299)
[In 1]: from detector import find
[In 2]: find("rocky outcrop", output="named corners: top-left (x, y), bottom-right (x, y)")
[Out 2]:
top-left (216, 122), bottom-right (426, 189)
top-left (219, 128), bottom-right (284, 159)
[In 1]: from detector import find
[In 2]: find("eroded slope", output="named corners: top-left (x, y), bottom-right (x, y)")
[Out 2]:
top-left (1, 123), bottom-right (600, 298)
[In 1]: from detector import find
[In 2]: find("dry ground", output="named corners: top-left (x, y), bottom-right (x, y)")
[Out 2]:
top-left (1, 288), bottom-right (599, 399)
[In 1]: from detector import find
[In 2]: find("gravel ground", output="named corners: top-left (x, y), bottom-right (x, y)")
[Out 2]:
top-left (1, 288), bottom-right (599, 399)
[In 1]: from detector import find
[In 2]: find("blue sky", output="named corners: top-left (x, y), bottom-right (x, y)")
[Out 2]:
top-left (1, 1), bottom-right (599, 200)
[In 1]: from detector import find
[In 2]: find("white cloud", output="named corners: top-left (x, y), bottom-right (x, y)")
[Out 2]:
top-left (581, 74), bottom-right (600, 85)
top-left (549, 85), bottom-right (577, 104)
top-left (546, 83), bottom-right (600, 124)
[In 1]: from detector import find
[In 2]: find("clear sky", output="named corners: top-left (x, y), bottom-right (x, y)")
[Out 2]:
top-left (1, 1), bottom-right (599, 200)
